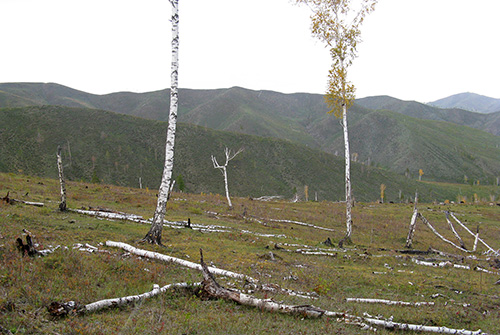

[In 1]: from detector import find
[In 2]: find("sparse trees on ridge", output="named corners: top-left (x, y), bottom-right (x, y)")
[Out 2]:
top-left (143, 0), bottom-right (180, 245)
top-left (296, 0), bottom-right (377, 246)
top-left (211, 147), bottom-right (243, 209)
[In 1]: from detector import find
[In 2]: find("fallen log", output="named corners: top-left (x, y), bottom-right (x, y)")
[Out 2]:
top-left (346, 297), bottom-right (434, 306)
top-left (2, 192), bottom-right (44, 207)
top-left (48, 282), bottom-right (197, 316)
top-left (199, 248), bottom-right (324, 318)
top-left (105, 241), bottom-right (316, 299)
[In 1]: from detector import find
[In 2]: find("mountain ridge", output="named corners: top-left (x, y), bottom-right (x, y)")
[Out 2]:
top-left (1, 82), bottom-right (499, 184)
top-left (429, 92), bottom-right (500, 114)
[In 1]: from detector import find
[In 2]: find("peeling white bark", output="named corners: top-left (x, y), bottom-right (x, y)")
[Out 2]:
top-left (56, 146), bottom-right (67, 211)
top-left (405, 193), bottom-right (418, 248)
top-left (144, 0), bottom-right (180, 244)
top-left (342, 104), bottom-right (352, 243)
top-left (84, 282), bottom-right (196, 313)
top-left (106, 241), bottom-right (254, 282)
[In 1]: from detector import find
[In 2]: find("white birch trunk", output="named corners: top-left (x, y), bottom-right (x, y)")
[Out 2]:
top-left (223, 167), bottom-right (232, 208)
top-left (340, 104), bottom-right (352, 245)
top-left (211, 147), bottom-right (242, 209)
top-left (473, 227), bottom-right (479, 252)
top-left (405, 193), bottom-right (418, 248)
top-left (144, 0), bottom-right (179, 244)
top-left (56, 146), bottom-right (67, 211)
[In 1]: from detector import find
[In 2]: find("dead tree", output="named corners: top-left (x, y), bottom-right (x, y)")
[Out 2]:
top-left (405, 192), bottom-right (418, 248)
top-left (211, 147), bottom-right (243, 209)
top-left (445, 211), bottom-right (466, 249)
top-left (57, 146), bottom-right (67, 211)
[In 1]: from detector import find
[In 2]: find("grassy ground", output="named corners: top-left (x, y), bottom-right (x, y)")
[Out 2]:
top-left (1, 172), bottom-right (499, 334)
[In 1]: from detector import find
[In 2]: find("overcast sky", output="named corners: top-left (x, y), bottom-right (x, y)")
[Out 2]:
top-left (2, 0), bottom-right (499, 103)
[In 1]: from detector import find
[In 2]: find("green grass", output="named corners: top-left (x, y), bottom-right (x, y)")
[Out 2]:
top-left (1, 172), bottom-right (499, 334)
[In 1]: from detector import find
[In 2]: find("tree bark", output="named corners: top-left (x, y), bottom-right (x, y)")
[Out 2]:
top-left (56, 146), bottom-right (67, 211)
top-left (405, 193), bottom-right (419, 248)
top-left (143, 0), bottom-right (179, 245)
top-left (339, 104), bottom-right (352, 247)
top-left (211, 147), bottom-right (243, 209)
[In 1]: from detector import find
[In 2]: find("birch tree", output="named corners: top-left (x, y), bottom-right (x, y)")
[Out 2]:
top-left (211, 147), bottom-right (243, 209)
top-left (296, 0), bottom-right (377, 245)
top-left (143, 0), bottom-right (180, 245)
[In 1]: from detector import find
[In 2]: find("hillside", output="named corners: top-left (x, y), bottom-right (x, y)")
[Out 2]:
top-left (1, 83), bottom-right (500, 184)
top-left (3, 105), bottom-right (497, 203)
top-left (2, 173), bottom-right (499, 334)
top-left (429, 92), bottom-right (500, 114)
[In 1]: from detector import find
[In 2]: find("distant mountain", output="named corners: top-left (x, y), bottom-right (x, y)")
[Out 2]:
top-left (356, 95), bottom-right (500, 136)
top-left (1, 83), bottom-right (500, 184)
top-left (429, 92), bottom-right (500, 114)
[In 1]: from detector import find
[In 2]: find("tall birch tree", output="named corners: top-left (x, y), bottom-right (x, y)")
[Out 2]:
top-left (143, 0), bottom-right (180, 245)
top-left (296, 0), bottom-right (376, 246)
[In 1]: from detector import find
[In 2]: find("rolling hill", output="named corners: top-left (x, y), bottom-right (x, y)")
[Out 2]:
top-left (1, 82), bottom-right (500, 184)
top-left (3, 105), bottom-right (496, 203)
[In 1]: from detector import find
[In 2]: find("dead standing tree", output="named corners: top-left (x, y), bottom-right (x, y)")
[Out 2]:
top-left (211, 147), bottom-right (243, 209)
top-left (56, 146), bottom-right (67, 211)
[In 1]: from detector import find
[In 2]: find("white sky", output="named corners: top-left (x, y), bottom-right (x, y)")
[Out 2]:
top-left (1, 0), bottom-right (499, 103)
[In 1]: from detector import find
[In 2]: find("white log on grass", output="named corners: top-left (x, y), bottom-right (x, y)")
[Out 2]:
top-left (56, 146), bottom-right (67, 211)
top-left (417, 213), bottom-right (469, 253)
top-left (144, 0), bottom-right (179, 245)
top-left (211, 147), bottom-right (243, 209)
top-left (449, 213), bottom-right (499, 256)
top-left (106, 241), bottom-right (317, 299)
top-left (266, 218), bottom-right (335, 232)
top-left (199, 248), bottom-right (324, 317)
top-left (106, 241), bottom-right (254, 282)
top-left (199, 248), bottom-right (485, 334)
top-left (346, 297), bottom-right (434, 306)
top-left (361, 317), bottom-right (485, 335)
top-left (84, 282), bottom-right (197, 313)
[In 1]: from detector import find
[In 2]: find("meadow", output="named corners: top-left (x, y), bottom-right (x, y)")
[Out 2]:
top-left (1, 172), bottom-right (499, 334)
